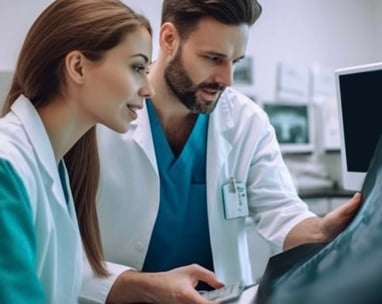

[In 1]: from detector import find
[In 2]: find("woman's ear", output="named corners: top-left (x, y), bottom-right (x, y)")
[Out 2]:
top-left (65, 50), bottom-right (86, 85)
top-left (159, 22), bottom-right (180, 57)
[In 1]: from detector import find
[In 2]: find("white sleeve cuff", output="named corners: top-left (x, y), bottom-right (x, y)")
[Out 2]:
top-left (79, 257), bottom-right (135, 304)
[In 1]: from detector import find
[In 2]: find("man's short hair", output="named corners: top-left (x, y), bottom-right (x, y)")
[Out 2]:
top-left (161, 0), bottom-right (262, 39)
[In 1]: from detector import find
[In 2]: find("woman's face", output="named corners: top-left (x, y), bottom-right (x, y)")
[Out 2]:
top-left (79, 25), bottom-right (153, 133)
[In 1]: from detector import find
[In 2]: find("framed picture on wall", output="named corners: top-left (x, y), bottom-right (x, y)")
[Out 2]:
top-left (276, 62), bottom-right (310, 102)
top-left (310, 64), bottom-right (336, 104)
top-left (233, 56), bottom-right (254, 85)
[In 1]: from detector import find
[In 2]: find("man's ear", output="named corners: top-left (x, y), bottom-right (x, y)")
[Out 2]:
top-left (159, 22), bottom-right (180, 57)
top-left (65, 50), bottom-right (86, 85)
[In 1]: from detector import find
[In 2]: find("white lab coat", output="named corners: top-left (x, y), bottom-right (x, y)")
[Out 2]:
top-left (0, 95), bottom-right (83, 303)
top-left (80, 88), bottom-right (315, 303)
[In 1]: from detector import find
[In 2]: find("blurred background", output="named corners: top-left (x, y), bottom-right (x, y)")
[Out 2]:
top-left (1, 0), bottom-right (381, 280)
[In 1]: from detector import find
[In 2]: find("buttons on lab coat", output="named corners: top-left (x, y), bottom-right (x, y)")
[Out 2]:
top-left (135, 241), bottom-right (145, 252)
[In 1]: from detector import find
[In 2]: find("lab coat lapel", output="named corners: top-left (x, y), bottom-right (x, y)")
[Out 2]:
top-left (207, 92), bottom-right (252, 283)
top-left (207, 93), bottom-right (234, 185)
top-left (11, 95), bottom-right (69, 211)
top-left (129, 100), bottom-right (158, 175)
top-left (206, 94), bottom-right (233, 225)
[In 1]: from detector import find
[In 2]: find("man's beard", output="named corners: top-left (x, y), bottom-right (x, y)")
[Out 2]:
top-left (164, 47), bottom-right (225, 114)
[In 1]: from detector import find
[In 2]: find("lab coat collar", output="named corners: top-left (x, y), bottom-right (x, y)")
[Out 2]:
top-left (206, 89), bottom-right (234, 180)
top-left (126, 99), bottom-right (158, 174)
top-left (11, 95), bottom-right (70, 210)
top-left (211, 88), bottom-right (235, 133)
top-left (127, 92), bottom-right (236, 174)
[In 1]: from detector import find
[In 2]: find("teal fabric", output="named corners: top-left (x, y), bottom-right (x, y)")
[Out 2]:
top-left (58, 161), bottom-right (69, 204)
top-left (143, 100), bottom-right (213, 276)
top-left (0, 159), bottom-right (45, 303)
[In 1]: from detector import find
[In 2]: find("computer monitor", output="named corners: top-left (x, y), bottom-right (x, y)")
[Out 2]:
top-left (262, 101), bottom-right (315, 154)
top-left (335, 62), bottom-right (382, 191)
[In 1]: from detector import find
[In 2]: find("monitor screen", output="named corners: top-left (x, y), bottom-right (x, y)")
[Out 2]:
top-left (262, 102), bottom-right (315, 154)
top-left (335, 62), bottom-right (382, 191)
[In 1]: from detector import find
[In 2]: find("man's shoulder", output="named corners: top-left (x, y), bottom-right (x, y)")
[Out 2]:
top-left (222, 87), bottom-right (255, 102)
top-left (217, 87), bottom-right (268, 122)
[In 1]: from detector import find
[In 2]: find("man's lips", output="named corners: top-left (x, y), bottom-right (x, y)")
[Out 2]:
top-left (201, 88), bottom-right (221, 98)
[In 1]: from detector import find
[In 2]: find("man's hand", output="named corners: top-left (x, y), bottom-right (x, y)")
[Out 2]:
top-left (284, 192), bottom-right (362, 250)
top-left (154, 264), bottom-right (225, 304)
top-left (107, 264), bottom-right (224, 304)
top-left (320, 192), bottom-right (362, 241)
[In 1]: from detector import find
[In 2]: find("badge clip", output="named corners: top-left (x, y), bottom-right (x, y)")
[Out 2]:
top-left (222, 176), bottom-right (249, 220)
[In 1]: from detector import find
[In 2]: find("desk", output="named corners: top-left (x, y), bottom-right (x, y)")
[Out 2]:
top-left (227, 285), bottom-right (258, 304)
top-left (299, 187), bottom-right (354, 199)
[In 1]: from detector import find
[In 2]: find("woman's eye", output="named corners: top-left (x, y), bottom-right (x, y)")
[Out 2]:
top-left (133, 64), bottom-right (147, 74)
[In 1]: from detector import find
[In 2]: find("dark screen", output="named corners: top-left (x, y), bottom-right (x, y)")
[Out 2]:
top-left (339, 69), bottom-right (382, 172)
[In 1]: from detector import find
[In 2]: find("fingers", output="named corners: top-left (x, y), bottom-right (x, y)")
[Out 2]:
top-left (188, 264), bottom-right (225, 290)
top-left (343, 192), bottom-right (363, 216)
top-left (331, 192), bottom-right (362, 218)
top-left (350, 192), bottom-right (362, 205)
top-left (320, 192), bottom-right (362, 241)
top-left (353, 192), bottom-right (362, 205)
top-left (162, 264), bottom-right (224, 304)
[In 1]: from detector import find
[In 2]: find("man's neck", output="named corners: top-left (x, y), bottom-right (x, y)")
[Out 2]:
top-left (149, 96), bottom-right (196, 157)
top-left (149, 61), bottom-right (198, 156)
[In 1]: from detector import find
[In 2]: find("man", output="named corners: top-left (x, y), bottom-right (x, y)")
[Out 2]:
top-left (80, 1), bottom-right (362, 303)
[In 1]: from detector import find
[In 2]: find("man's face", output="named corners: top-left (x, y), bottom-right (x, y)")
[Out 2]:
top-left (164, 18), bottom-right (249, 114)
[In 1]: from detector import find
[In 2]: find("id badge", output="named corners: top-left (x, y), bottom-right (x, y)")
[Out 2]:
top-left (222, 177), bottom-right (249, 220)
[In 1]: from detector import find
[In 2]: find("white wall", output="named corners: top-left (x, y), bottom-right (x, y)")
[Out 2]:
top-left (0, 0), bottom-right (52, 70)
top-left (0, 0), bottom-right (161, 70)
top-left (1, 1), bottom-right (381, 86)
top-left (249, 0), bottom-right (382, 102)
top-left (0, 0), bottom-right (162, 109)
top-left (372, 0), bottom-right (382, 57)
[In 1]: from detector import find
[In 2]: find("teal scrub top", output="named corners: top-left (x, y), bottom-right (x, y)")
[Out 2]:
top-left (0, 159), bottom-right (70, 303)
top-left (143, 100), bottom-right (213, 278)
top-left (0, 159), bottom-right (45, 303)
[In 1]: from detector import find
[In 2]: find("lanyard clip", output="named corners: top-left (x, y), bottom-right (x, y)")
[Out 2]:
top-left (229, 176), bottom-right (237, 193)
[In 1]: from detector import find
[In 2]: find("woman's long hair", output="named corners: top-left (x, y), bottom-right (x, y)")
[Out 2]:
top-left (2, 0), bottom-right (152, 277)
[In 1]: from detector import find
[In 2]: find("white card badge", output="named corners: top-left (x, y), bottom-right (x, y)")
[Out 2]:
top-left (222, 177), bottom-right (249, 220)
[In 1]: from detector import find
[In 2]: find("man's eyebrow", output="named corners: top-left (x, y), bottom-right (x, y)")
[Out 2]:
top-left (204, 51), bottom-right (226, 57)
top-left (203, 51), bottom-right (246, 62)
top-left (233, 55), bottom-right (246, 63)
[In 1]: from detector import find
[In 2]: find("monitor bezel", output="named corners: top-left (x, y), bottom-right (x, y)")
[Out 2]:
top-left (335, 61), bottom-right (382, 191)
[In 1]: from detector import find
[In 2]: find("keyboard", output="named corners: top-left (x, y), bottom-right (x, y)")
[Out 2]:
top-left (199, 281), bottom-right (243, 302)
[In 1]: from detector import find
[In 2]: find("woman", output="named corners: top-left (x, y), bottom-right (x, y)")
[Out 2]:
top-left (0, 0), bottom-right (153, 302)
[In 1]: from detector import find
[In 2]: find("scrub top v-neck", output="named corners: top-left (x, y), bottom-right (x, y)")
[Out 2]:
top-left (143, 100), bottom-right (213, 275)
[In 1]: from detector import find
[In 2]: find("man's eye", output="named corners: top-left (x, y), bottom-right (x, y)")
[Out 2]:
top-left (206, 56), bottom-right (222, 64)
